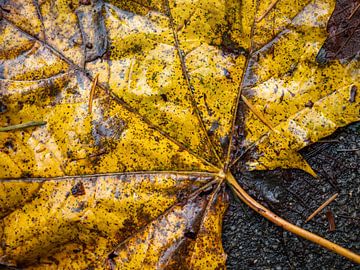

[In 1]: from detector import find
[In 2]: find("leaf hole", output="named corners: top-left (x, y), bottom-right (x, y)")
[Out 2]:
top-left (184, 231), bottom-right (197, 240)
top-left (108, 252), bottom-right (118, 259)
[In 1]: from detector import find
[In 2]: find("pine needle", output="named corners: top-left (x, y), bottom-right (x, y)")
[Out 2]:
top-left (348, 3), bottom-right (360, 20)
top-left (305, 193), bottom-right (339, 223)
top-left (0, 121), bottom-right (47, 132)
top-left (241, 95), bottom-right (275, 131)
top-left (256, 0), bottom-right (281, 23)
top-left (88, 74), bottom-right (99, 114)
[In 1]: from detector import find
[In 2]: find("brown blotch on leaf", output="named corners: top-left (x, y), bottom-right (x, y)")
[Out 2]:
top-left (305, 100), bottom-right (314, 108)
top-left (349, 85), bottom-right (357, 103)
top-left (71, 181), bottom-right (86, 197)
top-left (79, 0), bottom-right (91, 5)
top-left (0, 101), bottom-right (8, 113)
top-left (184, 230), bottom-right (197, 240)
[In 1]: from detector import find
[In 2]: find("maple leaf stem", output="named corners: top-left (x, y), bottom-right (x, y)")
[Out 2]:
top-left (225, 172), bottom-right (360, 264)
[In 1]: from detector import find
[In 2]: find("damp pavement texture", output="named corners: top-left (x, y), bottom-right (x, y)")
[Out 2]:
top-left (223, 122), bottom-right (360, 270)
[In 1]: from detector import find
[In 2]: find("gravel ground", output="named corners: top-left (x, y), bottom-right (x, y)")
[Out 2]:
top-left (223, 122), bottom-right (360, 269)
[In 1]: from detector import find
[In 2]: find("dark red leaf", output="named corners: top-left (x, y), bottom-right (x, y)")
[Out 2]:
top-left (316, 0), bottom-right (360, 63)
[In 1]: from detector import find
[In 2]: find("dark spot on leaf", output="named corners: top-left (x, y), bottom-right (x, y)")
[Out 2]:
top-left (223, 68), bottom-right (231, 79)
top-left (71, 182), bottom-right (86, 197)
top-left (349, 85), bottom-right (357, 103)
top-left (67, 150), bottom-right (74, 159)
top-left (160, 94), bottom-right (168, 102)
top-left (4, 139), bottom-right (14, 150)
top-left (305, 101), bottom-right (314, 108)
top-left (16, 101), bottom-right (24, 110)
top-left (72, 201), bottom-right (86, 212)
top-left (0, 5), bottom-right (10, 13)
top-left (108, 252), bottom-right (118, 260)
top-left (316, 47), bottom-right (329, 65)
top-left (207, 121), bottom-right (219, 136)
top-left (91, 116), bottom-right (127, 146)
top-left (102, 50), bottom-right (111, 60)
top-left (20, 172), bottom-right (32, 178)
top-left (184, 231), bottom-right (196, 239)
top-left (220, 135), bottom-right (229, 149)
top-left (47, 256), bottom-right (60, 265)
top-left (48, 84), bottom-right (60, 97)
top-left (220, 32), bottom-right (248, 57)
top-left (79, 0), bottom-right (91, 5)
top-left (0, 101), bottom-right (7, 114)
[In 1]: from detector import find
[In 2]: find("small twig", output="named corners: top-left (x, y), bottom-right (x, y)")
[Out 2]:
top-left (305, 193), bottom-right (338, 223)
top-left (0, 121), bottom-right (47, 132)
top-left (88, 74), bottom-right (99, 114)
top-left (127, 59), bottom-right (134, 93)
top-left (336, 148), bottom-right (359, 152)
top-left (337, 214), bottom-right (360, 221)
top-left (334, 20), bottom-right (360, 57)
top-left (348, 2), bottom-right (360, 20)
top-left (256, 0), bottom-right (281, 22)
top-left (88, 150), bottom-right (108, 158)
top-left (70, 149), bottom-right (108, 162)
top-left (241, 95), bottom-right (275, 131)
top-left (304, 144), bottom-right (329, 159)
top-left (317, 139), bottom-right (339, 143)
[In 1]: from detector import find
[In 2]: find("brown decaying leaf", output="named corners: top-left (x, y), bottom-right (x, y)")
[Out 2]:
top-left (316, 0), bottom-right (360, 63)
top-left (326, 210), bottom-right (336, 232)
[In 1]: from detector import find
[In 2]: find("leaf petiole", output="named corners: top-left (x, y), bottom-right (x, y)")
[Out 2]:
top-left (0, 121), bottom-right (47, 132)
top-left (225, 171), bottom-right (360, 264)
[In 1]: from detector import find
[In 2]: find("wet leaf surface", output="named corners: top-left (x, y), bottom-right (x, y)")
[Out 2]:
top-left (0, 0), bottom-right (359, 268)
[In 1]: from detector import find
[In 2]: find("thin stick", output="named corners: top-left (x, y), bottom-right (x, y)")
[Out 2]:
top-left (337, 148), bottom-right (359, 152)
top-left (127, 59), bottom-right (134, 93)
top-left (256, 0), bottom-right (280, 23)
top-left (348, 3), bottom-right (360, 20)
top-left (0, 121), bottom-right (47, 132)
top-left (305, 193), bottom-right (339, 223)
top-left (241, 95), bottom-right (275, 131)
top-left (318, 139), bottom-right (339, 143)
top-left (88, 74), bottom-right (99, 114)
top-left (225, 173), bottom-right (360, 264)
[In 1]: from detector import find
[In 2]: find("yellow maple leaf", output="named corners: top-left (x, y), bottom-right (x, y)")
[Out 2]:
top-left (0, 0), bottom-right (359, 268)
